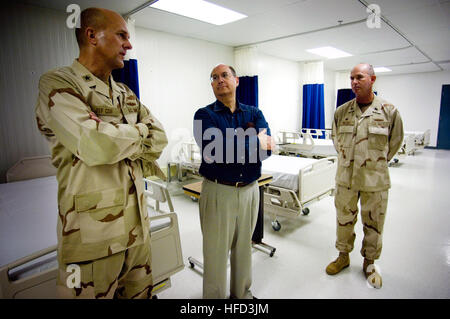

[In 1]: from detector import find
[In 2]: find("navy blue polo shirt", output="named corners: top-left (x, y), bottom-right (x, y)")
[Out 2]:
top-left (193, 100), bottom-right (272, 184)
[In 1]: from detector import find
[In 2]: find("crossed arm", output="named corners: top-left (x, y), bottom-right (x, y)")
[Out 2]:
top-left (36, 72), bottom-right (167, 167)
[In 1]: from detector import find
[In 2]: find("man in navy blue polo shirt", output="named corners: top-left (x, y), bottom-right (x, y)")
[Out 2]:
top-left (193, 64), bottom-right (275, 299)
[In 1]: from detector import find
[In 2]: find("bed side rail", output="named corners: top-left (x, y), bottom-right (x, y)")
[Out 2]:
top-left (263, 185), bottom-right (302, 219)
top-left (144, 178), bottom-right (174, 214)
top-left (299, 156), bottom-right (337, 203)
top-left (277, 130), bottom-right (315, 152)
top-left (149, 213), bottom-right (184, 288)
top-left (0, 245), bottom-right (58, 299)
top-left (300, 128), bottom-right (332, 140)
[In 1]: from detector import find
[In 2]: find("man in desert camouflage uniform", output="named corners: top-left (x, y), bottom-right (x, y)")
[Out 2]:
top-left (35, 8), bottom-right (167, 298)
top-left (326, 63), bottom-right (403, 288)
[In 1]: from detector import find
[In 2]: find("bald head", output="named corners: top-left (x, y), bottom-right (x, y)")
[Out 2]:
top-left (210, 64), bottom-right (236, 79)
top-left (350, 63), bottom-right (377, 102)
top-left (75, 8), bottom-right (125, 48)
top-left (352, 63), bottom-right (375, 76)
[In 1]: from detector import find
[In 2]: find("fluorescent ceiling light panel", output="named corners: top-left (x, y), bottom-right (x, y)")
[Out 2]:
top-left (306, 46), bottom-right (352, 59)
top-left (374, 67), bottom-right (392, 73)
top-left (150, 0), bottom-right (247, 25)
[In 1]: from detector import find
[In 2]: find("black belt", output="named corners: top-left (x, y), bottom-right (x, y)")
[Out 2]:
top-left (208, 178), bottom-right (251, 188)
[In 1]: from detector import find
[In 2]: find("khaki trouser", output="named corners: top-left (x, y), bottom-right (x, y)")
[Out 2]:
top-left (199, 179), bottom-right (259, 299)
top-left (56, 239), bottom-right (153, 299)
top-left (334, 185), bottom-right (388, 260)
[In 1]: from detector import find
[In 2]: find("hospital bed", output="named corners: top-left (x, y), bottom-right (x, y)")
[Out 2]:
top-left (277, 129), bottom-right (337, 159)
top-left (390, 133), bottom-right (416, 165)
top-left (261, 154), bottom-right (337, 231)
top-left (168, 140), bottom-right (202, 182)
top-left (170, 140), bottom-right (337, 231)
top-left (0, 169), bottom-right (183, 298)
top-left (405, 130), bottom-right (431, 152)
top-left (400, 133), bottom-right (417, 156)
top-left (278, 129), bottom-right (415, 166)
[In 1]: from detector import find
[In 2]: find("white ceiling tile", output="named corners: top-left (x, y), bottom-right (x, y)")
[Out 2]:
top-left (381, 62), bottom-right (442, 75)
top-left (437, 62), bottom-right (450, 71)
top-left (324, 46), bottom-right (430, 72)
top-left (19, 0), bottom-right (450, 76)
top-left (23, 0), bottom-right (149, 15)
top-left (256, 19), bottom-right (412, 61)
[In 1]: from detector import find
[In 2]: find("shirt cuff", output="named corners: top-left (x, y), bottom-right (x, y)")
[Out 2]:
top-left (135, 123), bottom-right (149, 139)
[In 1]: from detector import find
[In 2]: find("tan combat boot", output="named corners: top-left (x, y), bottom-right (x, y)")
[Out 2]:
top-left (326, 252), bottom-right (350, 275)
top-left (363, 258), bottom-right (382, 288)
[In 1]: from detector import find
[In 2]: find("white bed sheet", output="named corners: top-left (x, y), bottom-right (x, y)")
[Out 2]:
top-left (279, 134), bottom-right (337, 157)
top-left (308, 139), bottom-right (337, 157)
top-left (261, 155), bottom-right (317, 192)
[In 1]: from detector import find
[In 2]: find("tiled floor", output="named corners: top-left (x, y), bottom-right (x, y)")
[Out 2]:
top-left (158, 149), bottom-right (450, 299)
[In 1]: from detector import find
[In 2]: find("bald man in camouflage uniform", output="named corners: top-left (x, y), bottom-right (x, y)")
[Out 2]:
top-left (35, 8), bottom-right (167, 298)
top-left (326, 64), bottom-right (403, 288)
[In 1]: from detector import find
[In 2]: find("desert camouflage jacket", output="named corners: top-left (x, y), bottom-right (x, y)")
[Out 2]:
top-left (332, 95), bottom-right (404, 192)
top-left (35, 60), bottom-right (167, 263)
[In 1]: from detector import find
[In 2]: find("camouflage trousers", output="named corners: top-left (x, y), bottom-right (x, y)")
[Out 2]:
top-left (334, 185), bottom-right (388, 260)
top-left (56, 239), bottom-right (153, 299)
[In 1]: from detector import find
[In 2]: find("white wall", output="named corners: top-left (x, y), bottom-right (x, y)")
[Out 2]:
top-left (324, 67), bottom-right (336, 129)
top-left (258, 53), bottom-right (302, 137)
top-left (0, 3), bottom-right (78, 183)
top-left (134, 27), bottom-right (234, 165)
top-left (374, 70), bottom-right (450, 147)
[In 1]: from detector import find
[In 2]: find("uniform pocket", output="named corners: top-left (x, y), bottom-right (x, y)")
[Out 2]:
top-left (368, 126), bottom-right (388, 151)
top-left (338, 126), bottom-right (354, 147)
top-left (338, 147), bottom-right (352, 167)
top-left (75, 188), bottom-right (126, 244)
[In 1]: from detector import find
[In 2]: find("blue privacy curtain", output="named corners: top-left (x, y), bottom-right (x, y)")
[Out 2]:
top-left (237, 76), bottom-right (258, 107)
top-left (302, 83), bottom-right (325, 130)
top-left (336, 88), bottom-right (377, 108)
top-left (112, 59), bottom-right (140, 99)
top-left (336, 88), bottom-right (355, 108)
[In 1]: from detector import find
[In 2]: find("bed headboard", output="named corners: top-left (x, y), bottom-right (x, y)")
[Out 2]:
top-left (6, 156), bottom-right (56, 183)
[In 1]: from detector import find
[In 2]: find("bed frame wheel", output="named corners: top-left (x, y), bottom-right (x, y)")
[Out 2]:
top-left (271, 220), bottom-right (281, 231)
top-left (189, 261), bottom-right (195, 268)
top-left (302, 208), bottom-right (310, 215)
top-left (190, 196), bottom-right (198, 202)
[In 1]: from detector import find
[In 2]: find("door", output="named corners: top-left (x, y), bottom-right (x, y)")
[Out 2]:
top-left (437, 84), bottom-right (450, 149)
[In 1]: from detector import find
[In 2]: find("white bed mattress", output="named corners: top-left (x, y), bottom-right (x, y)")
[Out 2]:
top-left (279, 136), bottom-right (337, 157)
top-left (261, 155), bottom-right (317, 192)
top-left (180, 161), bottom-right (200, 169)
top-left (308, 139), bottom-right (337, 157)
top-left (0, 176), bottom-right (58, 267)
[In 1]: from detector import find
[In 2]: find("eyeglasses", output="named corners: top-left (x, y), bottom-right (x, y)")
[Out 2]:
top-left (210, 72), bottom-right (234, 82)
